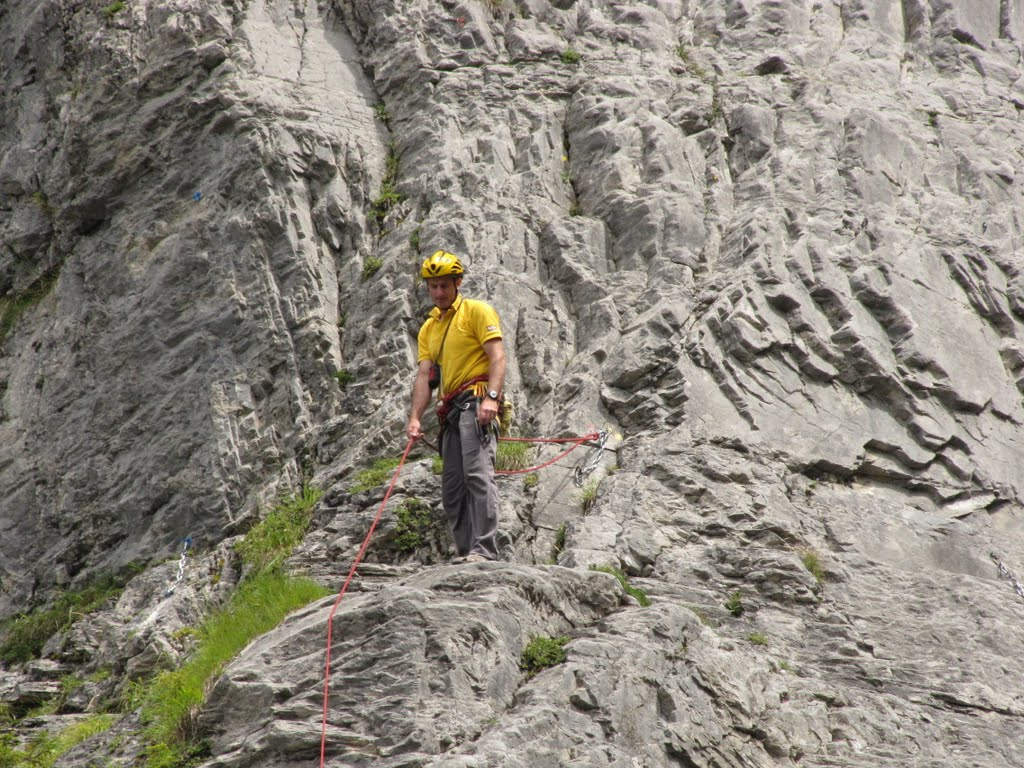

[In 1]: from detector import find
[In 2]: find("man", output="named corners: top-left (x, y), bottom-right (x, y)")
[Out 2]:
top-left (407, 250), bottom-right (505, 563)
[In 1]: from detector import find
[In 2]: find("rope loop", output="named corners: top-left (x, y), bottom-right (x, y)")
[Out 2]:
top-left (494, 431), bottom-right (602, 477)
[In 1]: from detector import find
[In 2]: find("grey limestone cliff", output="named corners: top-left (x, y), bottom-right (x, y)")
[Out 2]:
top-left (2, 0), bottom-right (1024, 766)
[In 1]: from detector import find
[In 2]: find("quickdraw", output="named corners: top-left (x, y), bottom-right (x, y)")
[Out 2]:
top-left (163, 536), bottom-right (192, 597)
top-left (573, 430), bottom-right (610, 487)
top-left (991, 552), bottom-right (1024, 600)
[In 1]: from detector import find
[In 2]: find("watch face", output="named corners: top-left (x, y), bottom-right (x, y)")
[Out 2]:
top-left (488, 390), bottom-right (499, 399)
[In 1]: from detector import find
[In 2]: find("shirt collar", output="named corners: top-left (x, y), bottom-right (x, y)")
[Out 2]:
top-left (429, 293), bottom-right (464, 320)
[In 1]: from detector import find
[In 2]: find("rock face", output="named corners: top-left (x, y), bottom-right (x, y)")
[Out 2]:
top-left (2, 0), bottom-right (1024, 767)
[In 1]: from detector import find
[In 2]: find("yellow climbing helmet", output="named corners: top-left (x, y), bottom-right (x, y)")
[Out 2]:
top-left (421, 250), bottom-right (465, 279)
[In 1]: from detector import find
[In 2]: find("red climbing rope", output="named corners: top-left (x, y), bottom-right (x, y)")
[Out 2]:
top-left (319, 437), bottom-right (416, 768)
top-left (495, 432), bottom-right (601, 476)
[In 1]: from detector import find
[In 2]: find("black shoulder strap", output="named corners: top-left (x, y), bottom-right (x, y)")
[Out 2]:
top-left (436, 297), bottom-right (461, 366)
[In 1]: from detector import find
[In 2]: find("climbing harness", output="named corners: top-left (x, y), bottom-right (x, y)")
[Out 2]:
top-left (991, 552), bottom-right (1024, 600)
top-left (163, 537), bottom-right (192, 597)
top-left (435, 374), bottom-right (489, 427)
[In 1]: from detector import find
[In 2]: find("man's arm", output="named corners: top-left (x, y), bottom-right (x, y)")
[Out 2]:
top-left (477, 337), bottom-right (506, 426)
top-left (407, 359), bottom-right (434, 441)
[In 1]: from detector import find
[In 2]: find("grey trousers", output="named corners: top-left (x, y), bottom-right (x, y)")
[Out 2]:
top-left (442, 400), bottom-right (500, 559)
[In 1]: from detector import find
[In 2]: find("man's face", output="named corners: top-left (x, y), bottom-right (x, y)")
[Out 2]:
top-left (426, 275), bottom-right (461, 310)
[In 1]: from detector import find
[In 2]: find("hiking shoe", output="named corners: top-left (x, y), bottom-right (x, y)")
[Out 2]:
top-left (464, 554), bottom-right (489, 563)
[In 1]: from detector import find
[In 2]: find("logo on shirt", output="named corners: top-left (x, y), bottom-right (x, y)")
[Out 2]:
top-left (486, 325), bottom-right (498, 332)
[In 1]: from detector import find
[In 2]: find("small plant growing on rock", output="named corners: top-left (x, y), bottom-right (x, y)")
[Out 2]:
top-left (708, 92), bottom-right (724, 123)
top-left (747, 632), bottom-right (769, 646)
top-left (431, 455), bottom-right (443, 475)
top-left (692, 607), bottom-right (716, 627)
top-left (725, 590), bottom-right (744, 617)
top-left (577, 479), bottom-right (599, 512)
top-left (31, 191), bottom-right (54, 217)
top-left (393, 498), bottom-right (432, 553)
top-left (523, 472), bottom-right (539, 489)
top-left (141, 570), bottom-right (328, 767)
top-left (333, 369), bottom-right (355, 389)
top-left (373, 102), bottom-right (390, 124)
top-left (590, 565), bottom-right (651, 607)
top-left (350, 456), bottom-right (402, 493)
top-left (675, 44), bottom-right (710, 80)
top-left (0, 267), bottom-right (61, 345)
top-left (370, 141), bottom-right (404, 226)
top-left (361, 256), bottom-right (384, 281)
top-left (553, 523), bottom-right (567, 557)
top-left (0, 570), bottom-right (138, 664)
top-left (560, 47), bottom-right (582, 65)
top-left (520, 634), bottom-right (569, 677)
top-left (101, 1), bottom-right (125, 19)
top-left (0, 713), bottom-right (118, 767)
top-left (801, 549), bottom-right (825, 584)
top-left (496, 439), bottom-right (533, 471)
top-left (235, 485), bottom-right (322, 571)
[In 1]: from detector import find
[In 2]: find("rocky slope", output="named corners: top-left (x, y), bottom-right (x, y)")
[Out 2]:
top-left (2, 0), bottom-right (1024, 766)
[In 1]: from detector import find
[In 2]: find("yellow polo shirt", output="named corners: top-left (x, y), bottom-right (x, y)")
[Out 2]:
top-left (418, 295), bottom-right (502, 397)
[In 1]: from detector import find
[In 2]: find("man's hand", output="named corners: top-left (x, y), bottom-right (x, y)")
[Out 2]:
top-left (477, 396), bottom-right (499, 426)
top-left (407, 359), bottom-right (433, 443)
top-left (407, 417), bottom-right (424, 442)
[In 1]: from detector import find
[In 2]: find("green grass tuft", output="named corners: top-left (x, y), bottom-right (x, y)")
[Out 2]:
top-left (0, 569), bottom-right (138, 664)
top-left (100, 1), bottom-right (125, 19)
top-left (801, 549), bottom-right (825, 583)
top-left (577, 479), bottom-right (599, 512)
top-left (361, 256), bottom-right (384, 281)
top-left (495, 440), bottom-right (534, 472)
top-left (333, 370), bottom-right (355, 389)
top-left (725, 590), bottom-right (744, 617)
top-left (0, 268), bottom-right (60, 346)
top-left (589, 565), bottom-right (650, 607)
top-left (350, 456), bottom-right (403, 493)
top-left (520, 634), bottom-right (569, 677)
top-left (553, 523), bottom-right (567, 558)
top-left (234, 486), bottom-right (322, 572)
top-left (747, 632), bottom-right (769, 646)
top-left (140, 569), bottom-right (329, 763)
top-left (393, 498), bottom-right (432, 552)
top-left (560, 47), bottom-right (581, 64)
top-left (0, 713), bottom-right (117, 767)
top-left (369, 141), bottom-right (404, 226)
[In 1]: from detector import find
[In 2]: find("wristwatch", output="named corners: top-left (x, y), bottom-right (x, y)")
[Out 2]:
top-left (486, 389), bottom-right (499, 400)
